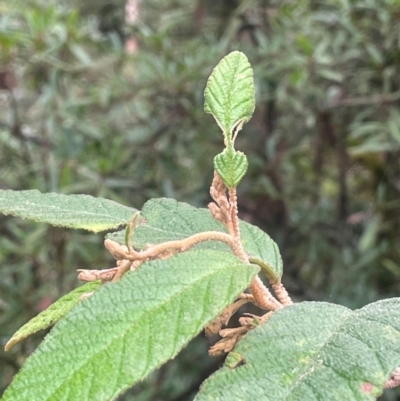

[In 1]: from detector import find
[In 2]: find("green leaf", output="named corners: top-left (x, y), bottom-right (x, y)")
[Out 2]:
top-left (0, 190), bottom-right (137, 232)
top-left (5, 281), bottom-right (101, 351)
top-left (214, 149), bottom-right (248, 189)
top-left (204, 51), bottom-right (255, 140)
top-left (2, 250), bottom-right (259, 401)
top-left (195, 299), bottom-right (400, 401)
top-left (108, 198), bottom-right (283, 277)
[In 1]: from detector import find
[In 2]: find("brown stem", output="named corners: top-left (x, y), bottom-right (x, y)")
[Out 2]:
top-left (227, 187), bottom-right (249, 263)
top-left (209, 171), bottom-right (234, 232)
top-left (105, 231), bottom-right (245, 263)
top-left (226, 188), bottom-right (283, 310)
top-left (250, 276), bottom-right (283, 311)
top-left (272, 282), bottom-right (292, 306)
top-left (77, 267), bottom-right (118, 282)
top-left (112, 260), bottom-right (133, 282)
top-left (228, 188), bottom-right (241, 239)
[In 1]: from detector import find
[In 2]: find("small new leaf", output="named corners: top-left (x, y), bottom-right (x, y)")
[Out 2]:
top-left (5, 281), bottom-right (101, 351)
top-left (0, 190), bottom-right (137, 232)
top-left (204, 51), bottom-right (255, 142)
top-left (214, 149), bottom-right (248, 189)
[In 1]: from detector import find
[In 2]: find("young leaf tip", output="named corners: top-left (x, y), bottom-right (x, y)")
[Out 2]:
top-left (204, 51), bottom-right (255, 141)
top-left (214, 148), bottom-right (248, 189)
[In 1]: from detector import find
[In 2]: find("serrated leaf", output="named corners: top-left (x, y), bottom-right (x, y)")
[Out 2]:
top-left (5, 281), bottom-right (101, 351)
top-left (195, 299), bottom-right (400, 401)
top-left (0, 190), bottom-right (137, 232)
top-left (2, 250), bottom-right (259, 401)
top-left (204, 51), bottom-right (255, 139)
top-left (214, 149), bottom-right (248, 188)
top-left (108, 198), bottom-right (283, 277)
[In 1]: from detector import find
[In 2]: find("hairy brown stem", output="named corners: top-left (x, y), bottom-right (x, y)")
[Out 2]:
top-left (250, 276), bottom-right (282, 311)
top-left (272, 282), bottom-right (293, 306)
top-left (226, 187), bottom-right (248, 263)
top-left (105, 231), bottom-right (245, 262)
top-left (227, 188), bottom-right (282, 311)
top-left (77, 267), bottom-right (118, 282)
top-left (228, 187), bottom-right (242, 240)
top-left (112, 260), bottom-right (133, 282)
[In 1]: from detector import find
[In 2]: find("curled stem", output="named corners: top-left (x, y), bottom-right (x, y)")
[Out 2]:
top-left (208, 174), bottom-right (283, 312)
top-left (250, 276), bottom-right (282, 311)
top-left (105, 231), bottom-right (245, 263)
top-left (249, 257), bottom-right (280, 285)
top-left (226, 187), bottom-right (282, 311)
top-left (249, 257), bottom-right (292, 305)
top-left (272, 282), bottom-right (292, 306)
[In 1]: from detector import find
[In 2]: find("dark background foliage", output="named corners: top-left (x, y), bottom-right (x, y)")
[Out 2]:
top-left (1, 0), bottom-right (399, 399)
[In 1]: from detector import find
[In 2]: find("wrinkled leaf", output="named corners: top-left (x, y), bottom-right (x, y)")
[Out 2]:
top-left (0, 190), bottom-right (137, 232)
top-left (214, 149), bottom-right (248, 189)
top-left (2, 250), bottom-right (259, 401)
top-left (108, 198), bottom-right (283, 277)
top-left (204, 51), bottom-right (255, 140)
top-left (5, 281), bottom-right (101, 351)
top-left (195, 299), bottom-right (400, 401)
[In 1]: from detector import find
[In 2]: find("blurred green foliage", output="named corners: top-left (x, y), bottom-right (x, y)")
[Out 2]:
top-left (1, 0), bottom-right (400, 399)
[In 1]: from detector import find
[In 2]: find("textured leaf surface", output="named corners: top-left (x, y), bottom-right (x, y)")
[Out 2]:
top-left (2, 250), bottom-right (259, 401)
top-left (0, 190), bottom-right (137, 232)
top-left (214, 149), bottom-right (248, 188)
top-left (204, 51), bottom-right (255, 138)
top-left (195, 299), bottom-right (400, 401)
top-left (108, 198), bottom-right (283, 277)
top-left (5, 281), bottom-right (101, 351)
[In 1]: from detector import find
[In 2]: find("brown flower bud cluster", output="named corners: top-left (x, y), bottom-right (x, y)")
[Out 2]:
top-left (208, 172), bottom-right (233, 233)
top-left (209, 310), bottom-right (273, 356)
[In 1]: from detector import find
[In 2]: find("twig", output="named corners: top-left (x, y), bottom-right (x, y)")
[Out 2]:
top-left (250, 276), bottom-right (282, 311)
top-left (77, 267), bottom-right (118, 282)
top-left (272, 282), bottom-right (292, 306)
top-left (208, 173), bottom-right (283, 312)
top-left (104, 231), bottom-right (245, 263)
top-left (112, 259), bottom-right (133, 282)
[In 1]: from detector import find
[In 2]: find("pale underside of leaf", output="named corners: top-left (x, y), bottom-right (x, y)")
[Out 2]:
top-left (2, 250), bottom-right (259, 401)
top-left (0, 190), bottom-right (137, 232)
top-left (195, 299), bottom-right (400, 401)
top-left (5, 281), bottom-right (101, 351)
top-left (204, 51), bottom-right (255, 137)
top-left (108, 197), bottom-right (283, 277)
